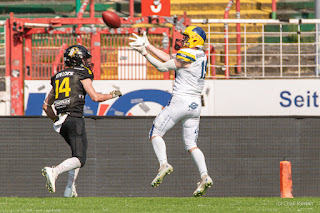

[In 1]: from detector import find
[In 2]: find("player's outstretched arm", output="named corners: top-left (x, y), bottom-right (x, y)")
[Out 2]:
top-left (146, 43), bottom-right (171, 62)
top-left (42, 88), bottom-right (57, 121)
top-left (143, 32), bottom-right (171, 61)
top-left (129, 32), bottom-right (171, 62)
top-left (81, 79), bottom-right (122, 102)
top-left (145, 55), bottom-right (178, 72)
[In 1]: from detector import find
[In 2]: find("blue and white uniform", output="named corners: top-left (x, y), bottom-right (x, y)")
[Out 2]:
top-left (150, 48), bottom-right (207, 150)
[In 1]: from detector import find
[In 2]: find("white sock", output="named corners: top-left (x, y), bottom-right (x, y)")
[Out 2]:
top-left (54, 157), bottom-right (81, 176)
top-left (190, 148), bottom-right (208, 178)
top-left (66, 168), bottom-right (80, 188)
top-left (151, 136), bottom-right (168, 166)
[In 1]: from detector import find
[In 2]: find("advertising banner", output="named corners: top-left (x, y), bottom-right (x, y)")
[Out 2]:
top-left (24, 79), bottom-right (320, 116)
top-left (212, 79), bottom-right (320, 116)
top-left (24, 80), bottom-right (173, 116)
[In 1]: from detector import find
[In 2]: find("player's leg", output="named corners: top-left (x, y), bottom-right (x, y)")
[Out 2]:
top-left (61, 116), bottom-right (87, 196)
top-left (150, 135), bottom-right (169, 166)
top-left (64, 117), bottom-right (87, 169)
top-left (149, 97), bottom-right (181, 187)
top-left (150, 135), bottom-right (174, 187)
top-left (182, 117), bottom-right (213, 197)
top-left (64, 168), bottom-right (79, 197)
top-left (190, 147), bottom-right (213, 197)
top-left (42, 156), bottom-right (81, 193)
top-left (149, 118), bottom-right (175, 187)
top-left (42, 116), bottom-right (85, 194)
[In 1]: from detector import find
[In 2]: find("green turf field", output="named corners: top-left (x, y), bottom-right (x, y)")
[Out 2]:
top-left (0, 197), bottom-right (320, 212)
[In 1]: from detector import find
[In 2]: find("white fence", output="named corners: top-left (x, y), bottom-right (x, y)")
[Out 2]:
top-left (191, 19), bottom-right (320, 79)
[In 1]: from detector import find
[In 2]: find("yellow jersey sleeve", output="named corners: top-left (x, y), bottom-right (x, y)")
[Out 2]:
top-left (176, 50), bottom-right (196, 62)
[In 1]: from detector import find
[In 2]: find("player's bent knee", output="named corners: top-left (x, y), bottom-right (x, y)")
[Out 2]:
top-left (150, 134), bottom-right (162, 141)
top-left (149, 126), bottom-right (163, 140)
top-left (187, 146), bottom-right (199, 153)
top-left (149, 125), bottom-right (155, 139)
top-left (77, 156), bottom-right (86, 167)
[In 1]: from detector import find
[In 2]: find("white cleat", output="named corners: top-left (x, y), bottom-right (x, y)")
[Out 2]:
top-left (151, 163), bottom-right (173, 187)
top-left (42, 167), bottom-right (57, 193)
top-left (64, 185), bottom-right (78, 198)
top-left (193, 175), bottom-right (213, 197)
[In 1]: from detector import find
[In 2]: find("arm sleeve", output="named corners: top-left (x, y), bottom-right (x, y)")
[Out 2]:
top-left (145, 54), bottom-right (177, 72)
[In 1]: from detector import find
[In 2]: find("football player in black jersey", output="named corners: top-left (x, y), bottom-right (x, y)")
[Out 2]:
top-left (41, 45), bottom-right (122, 197)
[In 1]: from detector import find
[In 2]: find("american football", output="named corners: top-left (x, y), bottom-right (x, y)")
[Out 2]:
top-left (102, 11), bottom-right (121, 28)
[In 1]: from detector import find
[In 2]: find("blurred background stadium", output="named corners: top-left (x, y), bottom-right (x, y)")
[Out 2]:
top-left (1, 0), bottom-right (320, 198)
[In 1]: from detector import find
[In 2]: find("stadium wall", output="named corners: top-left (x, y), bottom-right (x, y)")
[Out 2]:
top-left (0, 116), bottom-right (320, 197)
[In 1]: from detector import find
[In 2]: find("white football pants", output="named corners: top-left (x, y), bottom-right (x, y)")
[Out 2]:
top-left (149, 94), bottom-right (202, 150)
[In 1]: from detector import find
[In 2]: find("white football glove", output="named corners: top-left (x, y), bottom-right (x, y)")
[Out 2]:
top-left (110, 90), bottom-right (122, 98)
top-left (129, 32), bottom-right (149, 56)
top-left (130, 45), bottom-right (147, 56)
top-left (129, 33), bottom-right (145, 47)
top-left (129, 31), bottom-right (149, 47)
top-left (142, 31), bottom-right (150, 47)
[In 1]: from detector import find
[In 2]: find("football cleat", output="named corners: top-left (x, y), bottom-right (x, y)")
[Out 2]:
top-left (64, 185), bottom-right (78, 198)
top-left (42, 167), bottom-right (57, 193)
top-left (151, 163), bottom-right (173, 187)
top-left (193, 175), bottom-right (213, 197)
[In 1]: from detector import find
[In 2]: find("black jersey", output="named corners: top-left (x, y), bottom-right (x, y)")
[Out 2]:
top-left (51, 66), bottom-right (94, 117)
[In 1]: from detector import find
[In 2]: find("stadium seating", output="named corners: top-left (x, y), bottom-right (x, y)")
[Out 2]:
top-left (170, 0), bottom-right (272, 42)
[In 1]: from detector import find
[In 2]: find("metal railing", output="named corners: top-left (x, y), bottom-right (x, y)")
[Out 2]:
top-left (192, 19), bottom-right (320, 79)
top-left (4, 18), bottom-right (320, 80)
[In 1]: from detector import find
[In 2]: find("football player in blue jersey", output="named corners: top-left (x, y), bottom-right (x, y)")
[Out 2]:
top-left (129, 26), bottom-right (213, 197)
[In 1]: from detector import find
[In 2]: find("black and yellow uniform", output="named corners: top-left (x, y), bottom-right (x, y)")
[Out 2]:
top-left (51, 66), bottom-right (94, 117)
top-left (51, 66), bottom-right (94, 167)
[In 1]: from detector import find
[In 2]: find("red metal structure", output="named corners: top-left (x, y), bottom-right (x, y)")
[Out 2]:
top-left (5, 10), bottom-right (191, 115)
top-left (205, 45), bottom-right (216, 78)
top-left (53, 43), bottom-right (68, 74)
top-left (271, 0), bottom-right (277, 19)
top-left (224, 0), bottom-right (234, 78)
top-left (130, 0), bottom-right (134, 17)
top-left (224, 0), bottom-right (242, 77)
top-left (236, 0), bottom-right (241, 74)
